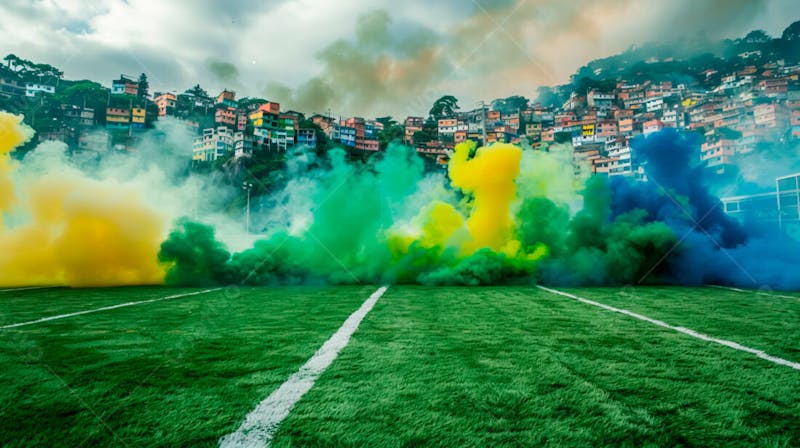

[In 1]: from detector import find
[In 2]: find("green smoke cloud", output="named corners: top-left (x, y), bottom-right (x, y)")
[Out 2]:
top-left (158, 141), bottom-right (680, 287)
top-left (158, 218), bottom-right (232, 286)
top-left (206, 59), bottom-right (240, 86)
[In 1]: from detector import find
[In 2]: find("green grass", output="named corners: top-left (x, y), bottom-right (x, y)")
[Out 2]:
top-left (560, 286), bottom-right (800, 362)
top-left (0, 285), bottom-right (376, 447)
top-left (271, 286), bottom-right (800, 447)
top-left (0, 286), bottom-right (203, 325)
top-left (2, 285), bottom-right (799, 447)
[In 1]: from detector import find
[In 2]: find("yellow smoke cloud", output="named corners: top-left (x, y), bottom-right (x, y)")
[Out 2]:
top-left (448, 141), bottom-right (522, 254)
top-left (0, 112), bottom-right (165, 287)
top-left (419, 201), bottom-right (465, 248)
top-left (389, 141), bottom-right (529, 260)
top-left (386, 200), bottom-right (465, 257)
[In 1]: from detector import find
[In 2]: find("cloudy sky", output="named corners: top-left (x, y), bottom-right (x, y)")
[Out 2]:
top-left (1, 0), bottom-right (798, 118)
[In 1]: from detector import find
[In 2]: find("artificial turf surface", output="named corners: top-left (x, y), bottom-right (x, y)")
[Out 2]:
top-left (0, 285), bottom-right (375, 447)
top-left (1, 285), bottom-right (799, 447)
top-left (0, 286), bottom-right (204, 325)
top-left (561, 286), bottom-right (800, 362)
top-left (271, 286), bottom-right (800, 447)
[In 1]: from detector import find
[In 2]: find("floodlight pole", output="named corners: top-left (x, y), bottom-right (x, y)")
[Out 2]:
top-left (243, 181), bottom-right (253, 233)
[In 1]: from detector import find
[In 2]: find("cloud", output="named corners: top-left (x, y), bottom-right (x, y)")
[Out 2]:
top-left (0, 0), bottom-right (798, 117)
top-left (265, 9), bottom-right (450, 117)
top-left (263, 0), bottom-right (800, 117)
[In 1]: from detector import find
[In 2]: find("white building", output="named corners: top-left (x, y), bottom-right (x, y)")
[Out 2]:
top-left (233, 132), bottom-right (254, 159)
top-left (662, 109), bottom-right (678, 127)
top-left (572, 135), bottom-right (596, 147)
top-left (25, 83), bottom-right (55, 97)
top-left (646, 97), bottom-right (664, 113)
top-left (607, 141), bottom-right (634, 177)
top-left (587, 90), bottom-right (614, 111)
top-left (192, 127), bottom-right (234, 162)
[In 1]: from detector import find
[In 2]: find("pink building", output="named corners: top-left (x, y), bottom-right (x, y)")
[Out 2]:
top-left (701, 139), bottom-right (736, 168)
top-left (404, 116), bottom-right (423, 143)
top-left (356, 139), bottom-right (379, 151)
top-left (643, 119), bottom-right (664, 136)
top-left (618, 118), bottom-right (634, 135)
top-left (596, 120), bottom-right (618, 138)
top-left (215, 107), bottom-right (237, 127)
top-left (754, 103), bottom-right (788, 129)
top-left (791, 109), bottom-right (800, 127)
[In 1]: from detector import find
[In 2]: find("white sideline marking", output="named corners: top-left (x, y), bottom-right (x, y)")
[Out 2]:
top-left (0, 288), bottom-right (222, 329)
top-left (709, 284), bottom-right (799, 300)
top-left (0, 286), bottom-right (56, 292)
top-left (537, 286), bottom-right (800, 371)
top-left (219, 286), bottom-right (389, 448)
top-left (708, 285), bottom-right (747, 293)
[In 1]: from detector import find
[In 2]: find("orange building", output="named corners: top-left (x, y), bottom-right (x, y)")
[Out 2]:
top-left (259, 102), bottom-right (280, 115)
top-left (154, 92), bottom-right (176, 117)
top-left (216, 90), bottom-right (236, 104)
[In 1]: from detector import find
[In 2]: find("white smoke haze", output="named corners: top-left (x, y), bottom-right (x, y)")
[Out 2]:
top-left (734, 141), bottom-right (800, 191)
top-left (517, 143), bottom-right (584, 214)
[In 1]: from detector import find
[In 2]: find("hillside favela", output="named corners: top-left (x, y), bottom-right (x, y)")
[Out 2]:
top-left (2, 2), bottom-right (800, 447)
top-left (4, 22), bottom-right (800, 229)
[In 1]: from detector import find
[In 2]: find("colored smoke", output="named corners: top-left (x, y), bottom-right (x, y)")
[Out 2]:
top-left (0, 112), bottom-right (164, 286)
top-left (0, 113), bottom-right (246, 287)
top-left (161, 129), bottom-right (800, 289)
top-left (609, 129), bottom-right (800, 289)
top-left (2, 109), bottom-right (798, 289)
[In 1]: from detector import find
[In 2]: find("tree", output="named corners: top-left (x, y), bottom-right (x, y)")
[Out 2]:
top-left (55, 80), bottom-right (110, 122)
top-left (31, 63), bottom-right (62, 82)
top-left (239, 146), bottom-right (287, 193)
top-left (744, 30), bottom-right (771, 44)
top-left (778, 20), bottom-right (800, 62)
top-left (238, 97), bottom-right (269, 111)
top-left (428, 95), bottom-right (459, 120)
top-left (138, 73), bottom-right (150, 100)
top-left (375, 116), bottom-right (404, 150)
top-left (782, 20), bottom-right (800, 41)
top-left (375, 116), bottom-right (397, 128)
top-left (492, 95), bottom-right (529, 114)
top-left (573, 76), bottom-right (616, 96)
top-left (2, 55), bottom-right (63, 85)
top-left (145, 101), bottom-right (159, 128)
top-left (185, 84), bottom-right (209, 99)
top-left (535, 86), bottom-right (563, 109)
top-left (177, 84), bottom-right (213, 122)
top-left (23, 94), bottom-right (62, 138)
top-left (3, 54), bottom-right (20, 70)
top-left (412, 128), bottom-right (437, 145)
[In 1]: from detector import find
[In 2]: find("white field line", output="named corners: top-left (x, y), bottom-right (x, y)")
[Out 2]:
top-left (219, 285), bottom-right (389, 448)
top-left (708, 284), bottom-right (747, 293)
top-left (708, 284), bottom-right (800, 300)
top-left (537, 286), bottom-right (800, 371)
top-left (0, 288), bottom-right (222, 330)
top-left (0, 286), bottom-right (57, 292)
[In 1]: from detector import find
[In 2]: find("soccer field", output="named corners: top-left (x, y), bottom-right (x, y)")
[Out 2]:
top-left (1, 285), bottom-right (798, 447)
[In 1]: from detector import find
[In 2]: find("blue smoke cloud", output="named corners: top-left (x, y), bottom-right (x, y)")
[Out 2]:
top-left (610, 129), bottom-right (800, 289)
